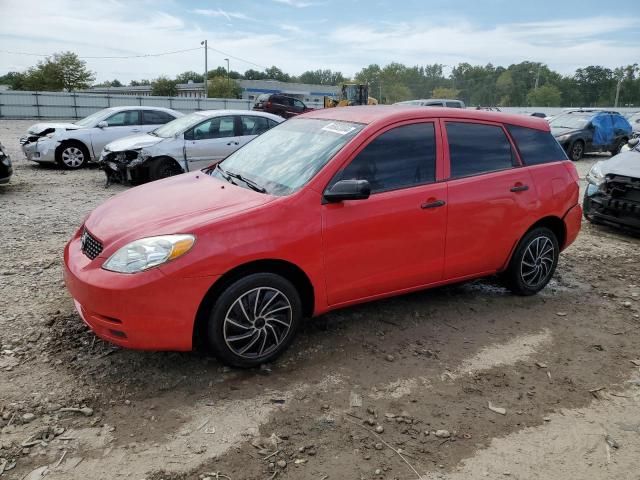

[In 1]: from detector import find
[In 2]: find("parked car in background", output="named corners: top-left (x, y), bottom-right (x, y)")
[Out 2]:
top-left (64, 106), bottom-right (581, 367)
top-left (584, 140), bottom-right (640, 230)
top-left (530, 112), bottom-right (547, 118)
top-left (99, 110), bottom-right (283, 185)
top-left (0, 142), bottom-right (13, 184)
top-left (20, 107), bottom-right (183, 169)
top-left (252, 94), bottom-right (312, 118)
top-left (549, 110), bottom-right (632, 161)
top-left (395, 98), bottom-right (466, 108)
top-left (626, 112), bottom-right (640, 138)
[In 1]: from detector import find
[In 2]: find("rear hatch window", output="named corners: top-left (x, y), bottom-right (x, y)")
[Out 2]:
top-left (507, 125), bottom-right (568, 165)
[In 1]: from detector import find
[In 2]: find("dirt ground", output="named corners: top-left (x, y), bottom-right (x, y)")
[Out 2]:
top-left (1, 119), bottom-right (639, 480)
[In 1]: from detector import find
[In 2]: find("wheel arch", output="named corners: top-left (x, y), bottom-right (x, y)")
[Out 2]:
top-left (503, 215), bottom-right (566, 271)
top-left (55, 139), bottom-right (92, 161)
top-left (192, 259), bottom-right (315, 350)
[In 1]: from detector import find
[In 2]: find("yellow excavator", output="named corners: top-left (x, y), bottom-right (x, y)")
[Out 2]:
top-left (324, 83), bottom-right (378, 108)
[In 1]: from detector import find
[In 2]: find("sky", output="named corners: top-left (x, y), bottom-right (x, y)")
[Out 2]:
top-left (0, 0), bottom-right (638, 83)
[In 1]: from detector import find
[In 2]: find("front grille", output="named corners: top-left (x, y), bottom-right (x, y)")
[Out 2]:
top-left (81, 228), bottom-right (103, 260)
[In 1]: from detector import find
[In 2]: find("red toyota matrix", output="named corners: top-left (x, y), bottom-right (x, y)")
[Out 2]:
top-left (64, 106), bottom-right (582, 367)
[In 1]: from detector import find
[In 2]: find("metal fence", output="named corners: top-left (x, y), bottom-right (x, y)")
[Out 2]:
top-left (0, 90), bottom-right (325, 119)
top-left (0, 90), bottom-right (636, 119)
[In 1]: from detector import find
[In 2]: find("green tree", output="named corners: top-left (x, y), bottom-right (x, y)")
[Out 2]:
top-left (207, 77), bottom-right (242, 98)
top-left (0, 71), bottom-right (27, 90)
top-left (129, 79), bottom-right (151, 86)
top-left (151, 76), bottom-right (177, 96)
top-left (20, 51), bottom-right (95, 91)
top-left (264, 66), bottom-right (290, 82)
top-left (244, 69), bottom-right (268, 80)
top-left (175, 71), bottom-right (204, 84)
top-left (298, 69), bottom-right (345, 85)
top-left (527, 85), bottom-right (562, 106)
top-left (432, 87), bottom-right (460, 99)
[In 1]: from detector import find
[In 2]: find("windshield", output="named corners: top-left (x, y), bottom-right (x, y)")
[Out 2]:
top-left (74, 109), bottom-right (111, 127)
top-left (212, 118), bottom-right (364, 196)
top-left (550, 113), bottom-right (592, 129)
top-left (153, 112), bottom-right (209, 138)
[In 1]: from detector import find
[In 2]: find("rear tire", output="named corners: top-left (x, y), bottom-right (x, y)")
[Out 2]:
top-left (148, 157), bottom-right (183, 182)
top-left (503, 227), bottom-right (559, 296)
top-left (569, 140), bottom-right (584, 161)
top-left (207, 273), bottom-right (302, 368)
top-left (610, 138), bottom-right (627, 156)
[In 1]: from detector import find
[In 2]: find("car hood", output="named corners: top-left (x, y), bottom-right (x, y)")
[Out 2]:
top-left (599, 150), bottom-right (640, 178)
top-left (551, 127), bottom-right (581, 137)
top-left (105, 133), bottom-right (164, 152)
top-left (28, 122), bottom-right (80, 135)
top-left (85, 171), bottom-right (275, 248)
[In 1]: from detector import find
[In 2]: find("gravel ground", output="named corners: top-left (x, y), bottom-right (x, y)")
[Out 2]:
top-left (1, 119), bottom-right (640, 480)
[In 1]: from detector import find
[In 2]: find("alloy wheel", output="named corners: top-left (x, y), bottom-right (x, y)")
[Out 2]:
top-left (223, 287), bottom-right (292, 360)
top-left (61, 146), bottom-right (85, 168)
top-left (571, 143), bottom-right (583, 161)
top-left (520, 236), bottom-right (555, 288)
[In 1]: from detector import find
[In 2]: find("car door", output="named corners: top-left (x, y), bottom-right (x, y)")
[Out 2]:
top-left (91, 110), bottom-right (142, 154)
top-left (184, 115), bottom-right (239, 171)
top-left (141, 110), bottom-right (177, 133)
top-left (322, 121), bottom-right (447, 306)
top-left (442, 120), bottom-right (537, 280)
top-left (237, 115), bottom-right (276, 148)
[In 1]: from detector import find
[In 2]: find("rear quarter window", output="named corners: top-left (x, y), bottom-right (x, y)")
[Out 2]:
top-left (507, 125), bottom-right (568, 165)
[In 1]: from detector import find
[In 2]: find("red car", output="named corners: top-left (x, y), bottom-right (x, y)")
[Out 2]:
top-left (64, 107), bottom-right (582, 367)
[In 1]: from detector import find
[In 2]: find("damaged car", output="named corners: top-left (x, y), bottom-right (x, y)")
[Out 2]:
top-left (0, 142), bottom-right (13, 184)
top-left (584, 139), bottom-right (640, 230)
top-left (99, 110), bottom-right (283, 185)
top-left (20, 107), bottom-right (183, 169)
top-left (550, 110), bottom-right (632, 161)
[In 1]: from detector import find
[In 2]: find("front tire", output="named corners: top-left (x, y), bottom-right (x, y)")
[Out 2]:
top-left (148, 157), bottom-right (183, 182)
top-left (207, 273), bottom-right (302, 368)
top-left (56, 142), bottom-right (89, 169)
top-left (569, 140), bottom-right (584, 161)
top-left (503, 227), bottom-right (559, 296)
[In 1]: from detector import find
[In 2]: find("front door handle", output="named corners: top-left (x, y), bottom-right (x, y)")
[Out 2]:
top-left (510, 184), bottom-right (529, 192)
top-left (421, 199), bottom-right (446, 209)
top-left (131, 128), bottom-right (141, 133)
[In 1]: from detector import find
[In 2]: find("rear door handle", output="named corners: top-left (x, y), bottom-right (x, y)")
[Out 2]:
top-left (131, 128), bottom-right (141, 133)
top-left (421, 199), bottom-right (446, 209)
top-left (510, 184), bottom-right (529, 192)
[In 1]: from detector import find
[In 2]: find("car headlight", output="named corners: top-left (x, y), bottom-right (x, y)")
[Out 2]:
top-left (102, 234), bottom-right (195, 273)
top-left (1, 154), bottom-right (11, 167)
top-left (586, 162), bottom-right (604, 186)
top-left (556, 134), bottom-right (571, 142)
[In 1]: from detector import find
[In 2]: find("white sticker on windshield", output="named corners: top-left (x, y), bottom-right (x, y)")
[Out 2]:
top-left (321, 122), bottom-right (357, 135)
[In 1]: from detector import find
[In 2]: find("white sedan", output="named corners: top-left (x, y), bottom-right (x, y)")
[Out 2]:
top-left (99, 110), bottom-right (283, 185)
top-left (20, 106), bottom-right (183, 169)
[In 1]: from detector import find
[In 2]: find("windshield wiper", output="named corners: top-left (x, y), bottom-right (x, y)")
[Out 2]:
top-left (225, 169), bottom-right (267, 193)
top-left (214, 163), bottom-right (238, 185)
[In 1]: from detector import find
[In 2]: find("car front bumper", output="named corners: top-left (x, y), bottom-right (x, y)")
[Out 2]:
top-left (63, 231), bottom-right (219, 351)
top-left (583, 181), bottom-right (640, 230)
top-left (21, 138), bottom-right (58, 163)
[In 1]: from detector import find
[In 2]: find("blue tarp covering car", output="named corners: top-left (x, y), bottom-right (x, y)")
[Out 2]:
top-left (592, 113), bottom-right (632, 146)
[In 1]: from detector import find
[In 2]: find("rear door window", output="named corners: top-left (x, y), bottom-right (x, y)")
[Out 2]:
top-left (334, 123), bottom-right (436, 193)
top-left (240, 115), bottom-right (272, 136)
top-left (446, 101), bottom-right (461, 108)
top-left (446, 122), bottom-right (514, 178)
top-left (506, 125), bottom-right (568, 165)
top-left (106, 110), bottom-right (140, 126)
top-left (142, 110), bottom-right (176, 125)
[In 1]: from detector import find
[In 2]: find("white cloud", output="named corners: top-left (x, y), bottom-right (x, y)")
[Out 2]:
top-left (192, 8), bottom-right (250, 21)
top-left (272, 0), bottom-right (319, 7)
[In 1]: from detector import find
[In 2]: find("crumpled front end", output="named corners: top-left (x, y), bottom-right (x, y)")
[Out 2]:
top-left (20, 129), bottom-right (59, 163)
top-left (99, 148), bottom-right (150, 186)
top-left (584, 173), bottom-right (640, 229)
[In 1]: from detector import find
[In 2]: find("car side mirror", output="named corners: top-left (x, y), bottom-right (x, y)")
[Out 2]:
top-left (97, 121), bottom-right (108, 128)
top-left (323, 179), bottom-right (371, 203)
top-left (628, 138), bottom-right (639, 148)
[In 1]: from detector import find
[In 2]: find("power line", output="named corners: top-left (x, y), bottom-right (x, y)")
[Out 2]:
top-left (0, 47), bottom-right (202, 59)
top-left (206, 46), bottom-right (266, 70)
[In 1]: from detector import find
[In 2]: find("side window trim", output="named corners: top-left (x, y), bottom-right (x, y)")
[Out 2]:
top-left (325, 120), bottom-right (441, 195)
top-left (442, 119), bottom-right (522, 181)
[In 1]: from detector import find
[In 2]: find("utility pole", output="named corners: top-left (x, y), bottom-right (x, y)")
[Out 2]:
top-left (201, 40), bottom-right (208, 98)
top-left (614, 69), bottom-right (623, 108)
top-left (534, 63), bottom-right (541, 90)
top-left (225, 58), bottom-right (230, 87)
top-left (378, 79), bottom-right (382, 104)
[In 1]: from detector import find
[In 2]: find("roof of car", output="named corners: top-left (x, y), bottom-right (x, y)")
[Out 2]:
top-left (193, 110), bottom-right (284, 121)
top-left (105, 106), bottom-right (182, 114)
top-left (302, 105), bottom-right (550, 131)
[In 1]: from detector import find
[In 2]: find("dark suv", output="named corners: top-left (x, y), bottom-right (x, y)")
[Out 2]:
top-left (550, 110), bottom-right (632, 161)
top-left (253, 94), bottom-right (312, 119)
